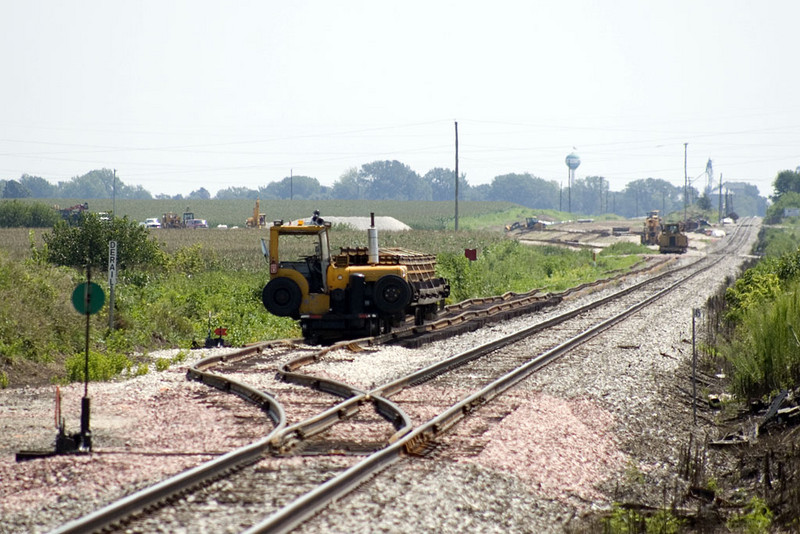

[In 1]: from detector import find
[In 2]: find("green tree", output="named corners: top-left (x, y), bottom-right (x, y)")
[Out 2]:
top-left (125, 184), bottom-right (153, 199)
top-left (0, 200), bottom-right (60, 227)
top-left (765, 191), bottom-right (800, 224)
top-left (488, 173), bottom-right (558, 210)
top-left (424, 167), bottom-right (469, 201)
top-left (331, 168), bottom-right (360, 199)
top-left (359, 160), bottom-right (431, 201)
top-left (772, 169), bottom-right (800, 200)
top-left (188, 187), bottom-right (211, 200)
top-left (29, 202), bottom-right (61, 227)
top-left (56, 169), bottom-right (152, 199)
top-left (0, 200), bottom-right (29, 226)
top-left (619, 178), bottom-right (686, 218)
top-left (44, 213), bottom-right (164, 270)
top-left (214, 186), bottom-right (259, 199)
top-left (263, 175), bottom-right (327, 200)
top-left (571, 176), bottom-right (609, 215)
top-left (58, 169), bottom-right (114, 198)
top-left (2, 180), bottom-right (31, 199)
top-left (19, 174), bottom-right (57, 197)
top-left (697, 192), bottom-right (712, 210)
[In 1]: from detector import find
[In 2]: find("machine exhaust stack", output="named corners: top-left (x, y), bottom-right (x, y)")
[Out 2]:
top-left (368, 212), bottom-right (379, 265)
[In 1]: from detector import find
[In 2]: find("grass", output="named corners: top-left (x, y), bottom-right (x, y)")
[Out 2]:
top-left (19, 198), bottom-right (524, 230)
top-left (721, 278), bottom-right (800, 399)
top-left (755, 224), bottom-right (800, 258)
top-left (0, 211), bottom-right (651, 386)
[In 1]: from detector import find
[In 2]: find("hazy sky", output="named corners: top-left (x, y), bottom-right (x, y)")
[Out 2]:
top-left (1, 1), bottom-right (798, 198)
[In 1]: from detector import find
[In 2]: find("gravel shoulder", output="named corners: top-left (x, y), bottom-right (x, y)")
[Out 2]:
top-left (0, 223), bottom-right (757, 533)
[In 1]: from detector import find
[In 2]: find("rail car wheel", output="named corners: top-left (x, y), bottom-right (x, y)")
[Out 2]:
top-left (373, 275), bottom-right (412, 315)
top-left (262, 278), bottom-right (302, 318)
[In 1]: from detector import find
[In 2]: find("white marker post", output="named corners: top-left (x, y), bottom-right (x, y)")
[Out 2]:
top-left (108, 240), bottom-right (118, 330)
top-left (692, 307), bottom-right (701, 425)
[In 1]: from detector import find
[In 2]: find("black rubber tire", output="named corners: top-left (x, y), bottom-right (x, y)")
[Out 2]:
top-left (373, 275), bottom-right (412, 315)
top-left (262, 278), bottom-right (302, 317)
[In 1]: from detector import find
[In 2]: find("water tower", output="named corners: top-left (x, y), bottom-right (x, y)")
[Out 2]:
top-left (565, 151), bottom-right (581, 213)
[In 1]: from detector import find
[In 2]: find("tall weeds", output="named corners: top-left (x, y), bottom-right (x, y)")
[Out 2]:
top-left (724, 280), bottom-right (800, 399)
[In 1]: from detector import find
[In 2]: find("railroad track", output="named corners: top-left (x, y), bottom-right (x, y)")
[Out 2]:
top-left (51, 220), bottom-right (754, 533)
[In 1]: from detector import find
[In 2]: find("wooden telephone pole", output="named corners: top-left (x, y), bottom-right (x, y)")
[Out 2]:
top-left (454, 121), bottom-right (459, 231)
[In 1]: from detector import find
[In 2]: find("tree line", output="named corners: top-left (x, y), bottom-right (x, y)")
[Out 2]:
top-left (1, 161), bottom-right (769, 218)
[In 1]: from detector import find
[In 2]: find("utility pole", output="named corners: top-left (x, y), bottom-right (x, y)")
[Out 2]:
top-left (683, 143), bottom-right (688, 222)
top-left (112, 169), bottom-right (116, 216)
top-left (568, 168), bottom-right (571, 214)
top-left (718, 173), bottom-right (723, 223)
top-left (454, 121), bottom-right (459, 231)
top-left (290, 169), bottom-right (293, 201)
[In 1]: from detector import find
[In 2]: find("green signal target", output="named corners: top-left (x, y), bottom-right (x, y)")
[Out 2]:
top-left (72, 282), bottom-right (105, 315)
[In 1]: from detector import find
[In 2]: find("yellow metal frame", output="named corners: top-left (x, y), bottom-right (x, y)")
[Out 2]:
top-left (269, 222), bottom-right (408, 315)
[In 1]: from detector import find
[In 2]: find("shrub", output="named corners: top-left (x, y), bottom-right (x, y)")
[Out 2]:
top-left (727, 497), bottom-right (773, 533)
top-left (604, 505), bottom-right (683, 534)
top-left (166, 244), bottom-right (218, 274)
top-left (65, 350), bottom-right (133, 382)
top-left (0, 200), bottom-right (60, 227)
top-left (43, 213), bottom-right (164, 270)
top-left (724, 280), bottom-right (800, 399)
top-left (600, 241), bottom-right (651, 256)
top-left (435, 240), bottom-right (640, 302)
top-left (0, 251), bottom-right (86, 364)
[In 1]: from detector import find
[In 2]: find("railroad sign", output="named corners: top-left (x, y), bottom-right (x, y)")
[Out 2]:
top-left (108, 240), bottom-right (118, 286)
top-left (72, 282), bottom-right (105, 315)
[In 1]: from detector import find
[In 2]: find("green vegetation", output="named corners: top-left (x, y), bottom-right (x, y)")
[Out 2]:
top-left (600, 241), bottom-right (652, 256)
top-left (12, 198), bottom-right (523, 231)
top-left (0, 202), bottom-right (652, 387)
top-left (0, 199), bottom-right (60, 227)
top-left (65, 350), bottom-right (135, 382)
top-left (726, 497), bottom-right (773, 534)
top-left (43, 213), bottom-right (164, 269)
top-left (5, 162), bottom-right (770, 224)
top-left (715, 217), bottom-right (800, 399)
top-left (754, 225), bottom-right (800, 258)
top-left (765, 191), bottom-right (800, 224)
top-left (603, 504), bottom-right (684, 534)
top-left (436, 240), bottom-right (640, 302)
top-left (0, 251), bottom-right (85, 366)
top-left (722, 278), bottom-right (800, 398)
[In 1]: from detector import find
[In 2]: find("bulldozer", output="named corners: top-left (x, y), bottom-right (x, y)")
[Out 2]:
top-left (641, 210), bottom-right (662, 246)
top-left (260, 211), bottom-right (450, 342)
top-left (658, 222), bottom-right (689, 254)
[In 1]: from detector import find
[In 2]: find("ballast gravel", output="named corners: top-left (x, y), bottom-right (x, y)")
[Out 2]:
top-left (0, 224), bottom-right (757, 533)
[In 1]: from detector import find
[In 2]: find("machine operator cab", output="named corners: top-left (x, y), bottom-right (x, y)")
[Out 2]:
top-left (261, 213), bottom-right (330, 295)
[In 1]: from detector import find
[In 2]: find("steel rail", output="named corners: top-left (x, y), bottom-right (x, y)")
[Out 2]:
top-left (243, 223), bottom-right (756, 534)
top-left (53, 221), bottom-right (753, 533)
top-left (268, 234), bottom-right (737, 452)
top-left (50, 344), bottom-right (290, 534)
top-left (244, 231), bottom-right (752, 534)
top-left (51, 407), bottom-right (286, 534)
